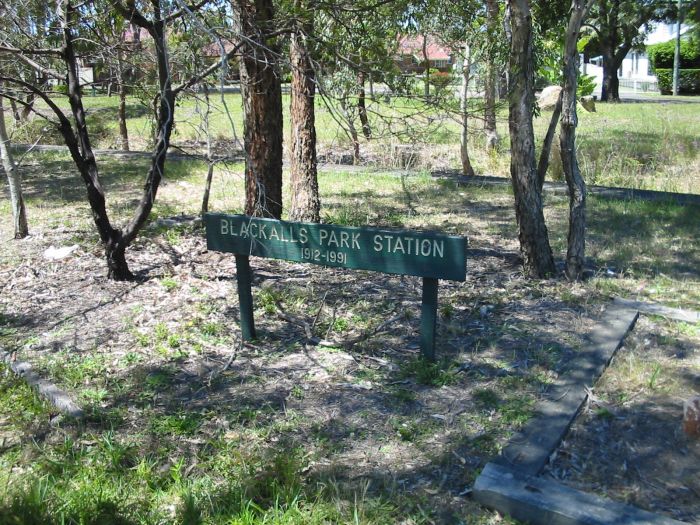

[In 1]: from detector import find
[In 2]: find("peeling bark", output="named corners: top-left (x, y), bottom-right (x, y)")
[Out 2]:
top-left (560, 0), bottom-right (594, 280)
top-left (507, 0), bottom-right (555, 278)
top-left (289, 4), bottom-right (320, 222)
top-left (460, 43), bottom-right (476, 178)
top-left (0, 90), bottom-right (28, 239)
top-left (237, 0), bottom-right (283, 218)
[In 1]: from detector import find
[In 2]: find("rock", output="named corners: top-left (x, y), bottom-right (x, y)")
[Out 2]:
top-left (683, 396), bottom-right (700, 438)
top-left (392, 144), bottom-right (418, 169)
top-left (43, 245), bottom-right (79, 261)
top-left (537, 86), bottom-right (562, 111)
top-left (580, 95), bottom-right (597, 113)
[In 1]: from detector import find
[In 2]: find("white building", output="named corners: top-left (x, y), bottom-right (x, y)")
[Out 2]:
top-left (582, 23), bottom-right (690, 95)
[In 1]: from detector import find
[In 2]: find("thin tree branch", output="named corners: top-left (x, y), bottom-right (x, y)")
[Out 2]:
top-left (164, 0), bottom-right (211, 23)
top-left (110, 0), bottom-right (153, 32)
top-left (0, 50), bottom-right (65, 80)
top-left (0, 44), bottom-right (63, 56)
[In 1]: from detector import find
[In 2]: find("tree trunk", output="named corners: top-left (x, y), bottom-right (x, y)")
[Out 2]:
top-left (358, 71), bottom-right (371, 139)
top-left (201, 162), bottom-right (214, 216)
top-left (601, 52), bottom-right (621, 102)
top-left (484, 0), bottom-right (500, 150)
top-left (0, 91), bottom-right (28, 239)
top-left (560, 0), bottom-right (593, 280)
top-left (237, 0), bottom-right (283, 219)
top-left (460, 43), bottom-right (476, 177)
top-left (105, 234), bottom-right (131, 281)
top-left (507, 0), bottom-right (555, 278)
top-left (9, 99), bottom-right (21, 124)
top-left (201, 84), bottom-right (214, 216)
top-left (422, 34), bottom-right (430, 102)
top-left (60, 3), bottom-right (130, 279)
top-left (537, 91), bottom-right (562, 191)
top-left (289, 4), bottom-right (320, 222)
top-left (340, 97), bottom-right (360, 164)
top-left (59, 2), bottom-right (176, 280)
top-left (673, 0), bottom-right (682, 96)
top-left (502, 4), bottom-right (512, 95)
top-left (117, 51), bottom-right (129, 151)
top-left (20, 91), bottom-right (36, 122)
top-left (118, 87), bottom-right (129, 150)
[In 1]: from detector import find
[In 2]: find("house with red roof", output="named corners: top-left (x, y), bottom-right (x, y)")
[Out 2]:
top-left (396, 35), bottom-right (454, 73)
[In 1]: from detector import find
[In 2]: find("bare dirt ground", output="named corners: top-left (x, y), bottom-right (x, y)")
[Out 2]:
top-left (2, 156), bottom-right (699, 522)
top-left (547, 315), bottom-right (700, 523)
top-left (1, 213), bottom-right (603, 522)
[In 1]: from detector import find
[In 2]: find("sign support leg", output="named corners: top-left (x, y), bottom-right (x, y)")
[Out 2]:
top-left (235, 255), bottom-right (256, 340)
top-left (420, 277), bottom-right (439, 361)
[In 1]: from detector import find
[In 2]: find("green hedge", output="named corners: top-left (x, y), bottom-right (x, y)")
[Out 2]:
top-left (655, 68), bottom-right (700, 94)
top-left (647, 39), bottom-right (700, 69)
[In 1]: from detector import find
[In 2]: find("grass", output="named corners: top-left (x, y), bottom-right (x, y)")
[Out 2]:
top-left (1, 134), bottom-right (699, 523)
top-left (6, 92), bottom-right (700, 194)
top-left (0, 367), bottom-right (416, 524)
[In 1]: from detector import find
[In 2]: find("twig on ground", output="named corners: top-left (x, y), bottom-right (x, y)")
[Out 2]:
top-left (310, 291), bottom-right (329, 333)
top-left (220, 337), bottom-right (242, 373)
top-left (341, 310), bottom-right (404, 350)
top-left (275, 300), bottom-right (314, 340)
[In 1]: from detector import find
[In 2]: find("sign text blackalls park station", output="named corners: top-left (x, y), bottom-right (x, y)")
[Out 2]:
top-left (205, 213), bottom-right (467, 360)
top-left (220, 217), bottom-right (447, 259)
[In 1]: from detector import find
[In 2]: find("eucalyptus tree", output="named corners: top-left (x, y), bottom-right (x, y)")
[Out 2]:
top-left (234, 0), bottom-right (284, 218)
top-left (430, 0), bottom-right (482, 176)
top-left (88, 7), bottom-right (142, 150)
top-left (0, 87), bottom-right (28, 239)
top-left (559, 0), bottom-right (596, 280)
top-left (288, 0), bottom-right (320, 222)
top-left (483, 0), bottom-right (502, 150)
top-left (507, 0), bottom-right (555, 277)
top-left (0, 0), bottom-right (235, 279)
top-left (313, 0), bottom-right (404, 162)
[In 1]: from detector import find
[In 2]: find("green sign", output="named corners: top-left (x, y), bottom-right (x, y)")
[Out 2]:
top-left (204, 214), bottom-right (467, 281)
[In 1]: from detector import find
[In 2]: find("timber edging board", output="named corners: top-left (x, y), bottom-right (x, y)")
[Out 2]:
top-left (1, 351), bottom-right (83, 419)
top-left (493, 305), bottom-right (639, 475)
top-left (470, 305), bottom-right (694, 525)
top-left (474, 462), bottom-right (687, 525)
top-left (446, 173), bottom-right (700, 207)
top-left (204, 214), bottom-right (467, 360)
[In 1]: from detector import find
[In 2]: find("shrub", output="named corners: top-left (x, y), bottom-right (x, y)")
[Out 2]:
top-left (655, 68), bottom-right (700, 94)
top-left (647, 38), bottom-right (700, 70)
top-left (577, 73), bottom-right (596, 97)
top-left (429, 71), bottom-right (452, 89)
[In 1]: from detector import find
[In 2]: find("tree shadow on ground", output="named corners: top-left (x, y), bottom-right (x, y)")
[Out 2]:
top-left (16, 152), bottom-right (205, 206)
top-left (585, 197), bottom-right (700, 277)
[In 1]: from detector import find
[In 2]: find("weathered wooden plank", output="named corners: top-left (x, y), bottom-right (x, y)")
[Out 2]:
top-left (448, 172), bottom-right (700, 207)
top-left (204, 213), bottom-right (467, 281)
top-left (1, 352), bottom-right (83, 419)
top-left (494, 305), bottom-right (639, 475)
top-left (613, 297), bottom-right (700, 323)
top-left (474, 462), bottom-right (687, 525)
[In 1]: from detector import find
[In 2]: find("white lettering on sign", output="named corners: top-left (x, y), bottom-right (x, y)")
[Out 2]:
top-left (220, 219), bottom-right (446, 259)
top-left (372, 234), bottom-right (444, 258)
